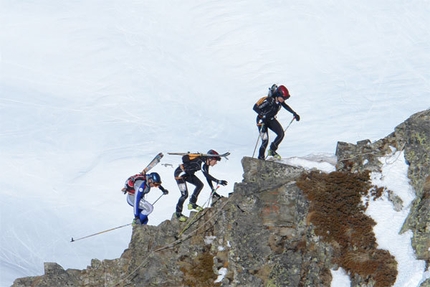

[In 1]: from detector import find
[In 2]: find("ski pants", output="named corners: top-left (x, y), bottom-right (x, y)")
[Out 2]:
top-left (256, 116), bottom-right (284, 158)
top-left (133, 180), bottom-right (149, 224)
top-left (174, 166), bottom-right (204, 213)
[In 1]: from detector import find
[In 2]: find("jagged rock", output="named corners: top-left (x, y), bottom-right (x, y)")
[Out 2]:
top-left (12, 158), bottom-right (335, 287)
top-left (403, 174), bottom-right (430, 262)
top-left (397, 110), bottom-right (430, 265)
top-left (12, 262), bottom-right (79, 287)
top-left (12, 109), bottom-right (430, 287)
top-left (336, 109), bottom-right (430, 266)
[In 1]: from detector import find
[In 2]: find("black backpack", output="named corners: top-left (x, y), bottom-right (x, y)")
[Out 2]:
top-left (182, 153), bottom-right (202, 163)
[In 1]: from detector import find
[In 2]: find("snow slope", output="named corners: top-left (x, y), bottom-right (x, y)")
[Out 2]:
top-left (1, 1), bottom-right (430, 286)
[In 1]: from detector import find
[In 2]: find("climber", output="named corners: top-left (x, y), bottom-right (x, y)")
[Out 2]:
top-left (173, 150), bottom-right (228, 222)
top-left (253, 84), bottom-right (300, 160)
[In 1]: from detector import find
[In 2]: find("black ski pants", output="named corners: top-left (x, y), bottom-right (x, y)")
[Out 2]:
top-left (256, 116), bottom-right (284, 158)
top-left (174, 166), bottom-right (204, 213)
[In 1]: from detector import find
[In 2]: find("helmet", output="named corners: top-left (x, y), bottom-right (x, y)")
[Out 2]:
top-left (276, 85), bottom-right (290, 99)
top-left (147, 172), bottom-right (162, 185)
top-left (207, 149), bottom-right (221, 161)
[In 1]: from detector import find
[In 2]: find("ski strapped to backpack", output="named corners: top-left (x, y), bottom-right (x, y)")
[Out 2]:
top-left (142, 152), bottom-right (164, 173)
top-left (121, 152), bottom-right (164, 194)
top-left (168, 152), bottom-right (231, 160)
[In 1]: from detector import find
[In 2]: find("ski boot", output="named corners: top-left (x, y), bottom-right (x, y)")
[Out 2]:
top-left (176, 212), bottom-right (187, 222)
top-left (188, 203), bottom-right (203, 212)
top-left (132, 217), bottom-right (141, 226)
top-left (267, 149), bottom-right (281, 160)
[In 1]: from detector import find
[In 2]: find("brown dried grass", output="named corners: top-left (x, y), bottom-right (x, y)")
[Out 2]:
top-left (297, 171), bottom-right (397, 287)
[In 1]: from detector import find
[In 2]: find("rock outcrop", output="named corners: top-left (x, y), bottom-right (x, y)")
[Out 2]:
top-left (336, 109), bottom-right (430, 265)
top-left (12, 109), bottom-right (430, 287)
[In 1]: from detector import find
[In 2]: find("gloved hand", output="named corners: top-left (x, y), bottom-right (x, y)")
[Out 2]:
top-left (217, 180), bottom-right (228, 186)
top-left (178, 171), bottom-right (189, 179)
top-left (257, 118), bottom-right (264, 126)
top-left (258, 114), bottom-right (267, 123)
top-left (260, 124), bottom-right (267, 134)
top-left (293, 112), bottom-right (300, 121)
top-left (159, 186), bottom-right (169, 195)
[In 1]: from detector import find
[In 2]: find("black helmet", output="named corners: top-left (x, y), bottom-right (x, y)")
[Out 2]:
top-left (207, 149), bottom-right (221, 161)
top-left (147, 172), bottom-right (162, 185)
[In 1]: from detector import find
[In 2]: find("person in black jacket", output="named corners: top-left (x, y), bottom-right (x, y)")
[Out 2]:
top-left (253, 84), bottom-right (300, 160)
top-left (174, 150), bottom-right (228, 222)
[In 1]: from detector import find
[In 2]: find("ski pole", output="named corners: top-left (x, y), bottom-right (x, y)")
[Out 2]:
top-left (284, 117), bottom-right (295, 133)
top-left (71, 194), bottom-right (165, 243)
top-left (252, 123), bottom-right (264, 158)
top-left (71, 223), bottom-right (131, 242)
top-left (152, 193), bottom-right (164, 206)
top-left (207, 185), bottom-right (221, 207)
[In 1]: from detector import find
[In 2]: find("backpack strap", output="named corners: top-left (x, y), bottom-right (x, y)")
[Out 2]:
top-left (123, 173), bottom-right (147, 194)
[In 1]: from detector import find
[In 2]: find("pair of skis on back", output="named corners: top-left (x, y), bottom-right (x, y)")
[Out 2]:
top-left (167, 152), bottom-right (231, 159)
top-left (143, 151), bottom-right (231, 173)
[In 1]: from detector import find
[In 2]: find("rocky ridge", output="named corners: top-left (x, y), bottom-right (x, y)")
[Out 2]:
top-left (12, 109), bottom-right (430, 287)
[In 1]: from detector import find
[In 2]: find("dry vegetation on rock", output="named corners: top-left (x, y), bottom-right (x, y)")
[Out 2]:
top-left (297, 170), bottom-right (398, 287)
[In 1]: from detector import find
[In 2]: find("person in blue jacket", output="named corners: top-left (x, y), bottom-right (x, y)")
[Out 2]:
top-left (174, 150), bottom-right (228, 222)
top-left (125, 172), bottom-right (168, 225)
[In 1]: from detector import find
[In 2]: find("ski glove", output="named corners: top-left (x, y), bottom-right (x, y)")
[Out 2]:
top-left (258, 114), bottom-right (271, 123)
top-left (178, 171), bottom-right (189, 179)
top-left (293, 112), bottom-right (300, 121)
top-left (159, 185), bottom-right (169, 195)
top-left (260, 124), bottom-right (267, 134)
top-left (217, 180), bottom-right (228, 186)
top-left (257, 118), bottom-right (265, 126)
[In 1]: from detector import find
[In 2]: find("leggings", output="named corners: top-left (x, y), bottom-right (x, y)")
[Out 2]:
top-left (256, 117), bottom-right (284, 158)
top-left (174, 166), bottom-right (204, 213)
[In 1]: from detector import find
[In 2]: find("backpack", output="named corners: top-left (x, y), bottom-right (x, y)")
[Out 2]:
top-left (255, 96), bottom-right (276, 112)
top-left (255, 96), bottom-right (268, 108)
top-left (181, 153), bottom-right (205, 174)
top-left (122, 173), bottom-right (146, 194)
top-left (181, 153), bottom-right (202, 164)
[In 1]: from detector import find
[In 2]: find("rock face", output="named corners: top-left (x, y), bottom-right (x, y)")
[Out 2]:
top-left (336, 109), bottom-right (430, 265)
top-left (12, 109), bottom-right (430, 287)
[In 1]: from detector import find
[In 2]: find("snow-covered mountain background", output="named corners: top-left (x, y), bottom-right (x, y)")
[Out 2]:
top-left (1, 1), bottom-right (430, 286)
